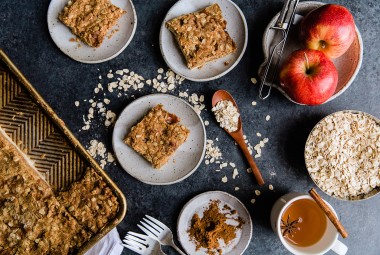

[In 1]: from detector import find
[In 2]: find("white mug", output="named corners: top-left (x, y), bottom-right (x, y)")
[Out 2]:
top-left (270, 192), bottom-right (348, 255)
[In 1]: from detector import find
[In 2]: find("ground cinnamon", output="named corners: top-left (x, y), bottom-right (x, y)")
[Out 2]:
top-left (188, 200), bottom-right (244, 255)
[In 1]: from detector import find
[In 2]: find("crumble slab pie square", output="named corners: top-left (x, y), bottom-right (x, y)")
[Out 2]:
top-left (166, 3), bottom-right (237, 69)
top-left (57, 168), bottom-right (119, 234)
top-left (59, 0), bottom-right (125, 48)
top-left (124, 104), bottom-right (190, 169)
top-left (0, 129), bottom-right (90, 255)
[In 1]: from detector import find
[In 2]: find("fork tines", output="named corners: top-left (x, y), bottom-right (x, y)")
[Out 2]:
top-left (145, 215), bottom-right (166, 229)
top-left (122, 231), bottom-right (150, 253)
top-left (138, 215), bottom-right (165, 238)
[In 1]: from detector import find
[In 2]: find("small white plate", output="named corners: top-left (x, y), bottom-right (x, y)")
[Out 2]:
top-left (112, 94), bottom-right (206, 185)
top-left (160, 0), bottom-right (248, 82)
top-left (177, 191), bottom-right (252, 255)
top-left (47, 0), bottom-right (137, 63)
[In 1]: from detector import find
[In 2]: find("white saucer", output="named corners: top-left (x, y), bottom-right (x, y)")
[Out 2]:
top-left (47, 0), bottom-right (137, 63)
top-left (177, 191), bottom-right (252, 255)
top-left (159, 0), bottom-right (248, 82)
top-left (112, 94), bottom-right (206, 185)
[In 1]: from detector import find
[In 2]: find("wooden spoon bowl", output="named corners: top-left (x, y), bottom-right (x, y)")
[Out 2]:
top-left (212, 90), bottom-right (265, 186)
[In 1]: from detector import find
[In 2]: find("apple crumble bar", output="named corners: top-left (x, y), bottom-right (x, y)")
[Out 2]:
top-left (124, 104), bottom-right (190, 169)
top-left (59, 0), bottom-right (125, 47)
top-left (57, 168), bottom-right (119, 234)
top-left (0, 130), bottom-right (90, 254)
top-left (166, 3), bottom-right (236, 69)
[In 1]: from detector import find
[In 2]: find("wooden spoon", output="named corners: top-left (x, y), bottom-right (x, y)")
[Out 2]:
top-left (212, 90), bottom-right (265, 186)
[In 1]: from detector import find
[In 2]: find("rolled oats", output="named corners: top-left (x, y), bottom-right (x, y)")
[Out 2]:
top-left (212, 100), bottom-right (240, 132)
top-left (305, 111), bottom-right (380, 200)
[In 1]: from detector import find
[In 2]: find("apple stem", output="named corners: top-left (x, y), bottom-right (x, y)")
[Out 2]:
top-left (304, 52), bottom-right (310, 71)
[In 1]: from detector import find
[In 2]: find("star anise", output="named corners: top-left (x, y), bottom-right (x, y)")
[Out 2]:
top-left (280, 215), bottom-right (301, 237)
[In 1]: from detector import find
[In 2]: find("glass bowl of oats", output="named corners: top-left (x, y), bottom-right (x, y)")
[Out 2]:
top-left (305, 110), bottom-right (380, 201)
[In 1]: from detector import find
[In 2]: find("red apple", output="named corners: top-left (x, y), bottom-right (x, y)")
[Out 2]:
top-left (279, 49), bottom-right (338, 105)
top-left (300, 4), bottom-right (356, 59)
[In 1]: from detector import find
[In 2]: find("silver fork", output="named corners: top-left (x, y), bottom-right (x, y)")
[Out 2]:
top-left (122, 231), bottom-right (167, 255)
top-left (138, 215), bottom-right (187, 255)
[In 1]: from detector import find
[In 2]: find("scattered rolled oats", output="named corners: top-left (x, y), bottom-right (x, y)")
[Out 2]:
top-left (75, 101), bottom-right (80, 107)
top-left (232, 168), bottom-right (238, 179)
top-left (205, 140), bottom-right (222, 162)
top-left (269, 184), bottom-right (274, 190)
top-left (251, 101), bottom-right (257, 106)
top-left (250, 199), bottom-right (256, 204)
top-left (222, 176), bottom-right (228, 183)
top-left (212, 100), bottom-right (240, 132)
top-left (104, 110), bottom-right (116, 127)
top-left (87, 140), bottom-right (115, 168)
top-left (250, 77), bottom-right (257, 84)
top-left (266, 115), bottom-right (271, 121)
top-left (270, 171), bottom-right (277, 177)
top-left (305, 111), bottom-right (380, 200)
top-left (255, 190), bottom-right (261, 196)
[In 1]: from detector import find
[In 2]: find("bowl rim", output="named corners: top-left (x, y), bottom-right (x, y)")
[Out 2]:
top-left (258, 1), bottom-right (363, 105)
top-left (304, 110), bottom-right (380, 201)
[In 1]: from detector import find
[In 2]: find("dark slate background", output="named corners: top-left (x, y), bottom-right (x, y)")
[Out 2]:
top-left (0, 0), bottom-right (379, 254)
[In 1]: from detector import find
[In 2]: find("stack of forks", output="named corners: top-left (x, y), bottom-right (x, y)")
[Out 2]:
top-left (122, 215), bottom-right (186, 255)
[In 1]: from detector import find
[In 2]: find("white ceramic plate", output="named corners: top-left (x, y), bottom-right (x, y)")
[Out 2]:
top-left (258, 1), bottom-right (363, 104)
top-left (47, 0), bottom-right (137, 63)
top-left (160, 0), bottom-right (248, 82)
top-left (112, 94), bottom-right (206, 185)
top-left (177, 191), bottom-right (252, 255)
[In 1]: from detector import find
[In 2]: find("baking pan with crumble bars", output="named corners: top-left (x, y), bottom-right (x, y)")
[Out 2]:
top-left (0, 49), bottom-right (127, 254)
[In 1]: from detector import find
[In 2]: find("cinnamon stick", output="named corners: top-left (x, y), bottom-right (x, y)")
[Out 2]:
top-left (309, 188), bottom-right (348, 238)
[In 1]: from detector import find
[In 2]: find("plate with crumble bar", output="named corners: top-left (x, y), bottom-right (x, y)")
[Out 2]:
top-left (47, 0), bottom-right (137, 63)
top-left (160, 0), bottom-right (248, 81)
top-left (112, 94), bottom-right (206, 185)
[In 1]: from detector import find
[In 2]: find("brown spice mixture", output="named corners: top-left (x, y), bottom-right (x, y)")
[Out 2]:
top-left (188, 200), bottom-right (244, 255)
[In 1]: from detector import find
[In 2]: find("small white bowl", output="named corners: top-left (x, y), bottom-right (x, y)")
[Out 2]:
top-left (258, 2), bottom-right (363, 105)
top-left (305, 110), bottom-right (380, 201)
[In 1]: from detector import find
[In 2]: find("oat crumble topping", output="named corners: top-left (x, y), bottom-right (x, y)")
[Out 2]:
top-left (59, 0), bottom-right (125, 47)
top-left (166, 4), bottom-right (236, 69)
top-left (124, 104), bottom-right (190, 169)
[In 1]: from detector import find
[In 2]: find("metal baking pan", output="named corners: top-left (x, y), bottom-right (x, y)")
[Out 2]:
top-left (0, 49), bottom-right (127, 254)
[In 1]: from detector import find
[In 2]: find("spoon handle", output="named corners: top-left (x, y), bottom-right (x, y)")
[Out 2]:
top-left (237, 139), bottom-right (265, 186)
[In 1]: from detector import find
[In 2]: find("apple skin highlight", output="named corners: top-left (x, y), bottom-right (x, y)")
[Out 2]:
top-left (300, 4), bottom-right (356, 59)
top-left (279, 49), bottom-right (338, 106)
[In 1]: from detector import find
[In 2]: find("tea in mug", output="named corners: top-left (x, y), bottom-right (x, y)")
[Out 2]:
top-left (280, 199), bottom-right (327, 247)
